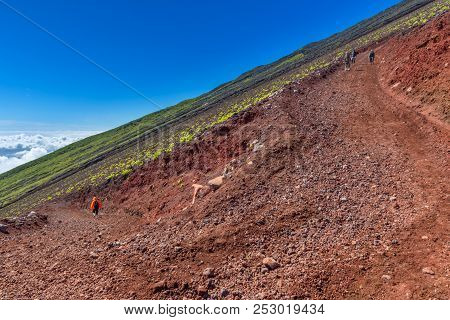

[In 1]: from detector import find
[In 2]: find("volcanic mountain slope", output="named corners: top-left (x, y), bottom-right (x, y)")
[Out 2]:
top-left (0, 12), bottom-right (449, 300)
top-left (378, 12), bottom-right (450, 122)
top-left (1, 0), bottom-right (448, 218)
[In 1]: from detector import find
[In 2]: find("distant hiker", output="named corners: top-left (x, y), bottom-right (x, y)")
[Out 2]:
top-left (90, 196), bottom-right (102, 217)
top-left (369, 49), bottom-right (375, 64)
top-left (351, 49), bottom-right (357, 64)
top-left (344, 51), bottom-right (351, 71)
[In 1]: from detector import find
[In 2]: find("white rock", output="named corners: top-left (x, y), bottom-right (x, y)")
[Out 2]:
top-left (202, 267), bottom-right (215, 278)
top-left (422, 267), bottom-right (435, 275)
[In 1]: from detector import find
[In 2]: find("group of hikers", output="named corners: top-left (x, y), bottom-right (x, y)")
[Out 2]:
top-left (344, 48), bottom-right (375, 70)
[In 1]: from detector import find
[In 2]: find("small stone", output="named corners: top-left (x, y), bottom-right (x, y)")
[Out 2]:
top-left (27, 211), bottom-right (38, 219)
top-left (406, 87), bottom-right (412, 92)
top-left (422, 267), bottom-right (435, 275)
top-left (182, 282), bottom-right (190, 290)
top-left (49, 262), bottom-right (59, 271)
top-left (202, 267), bottom-right (215, 278)
top-left (253, 142), bottom-right (264, 152)
top-left (340, 197), bottom-right (348, 202)
top-left (89, 251), bottom-right (99, 259)
top-left (262, 257), bottom-right (280, 270)
top-left (207, 279), bottom-right (215, 289)
top-left (0, 224), bottom-right (8, 234)
top-left (220, 288), bottom-right (229, 298)
top-left (261, 267), bottom-right (269, 274)
top-left (389, 196), bottom-right (397, 201)
top-left (223, 167), bottom-right (232, 178)
top-left (381, 274), bottom-right (391, 281)
top-left (391, 239), bottom-right (399, 245)
top-left (197, 286), bottom-right (208, 297)
top-left (151, 280), bottom-right (167, 293)
top-left (351, 240), bottom-right (357, 245)
top-left (168, 281), bottom-right (179, 289)
top-left (421, 235), bottom-right (428, 240)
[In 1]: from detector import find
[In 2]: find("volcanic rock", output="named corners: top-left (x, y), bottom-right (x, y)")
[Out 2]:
top-left (262, 257), bottom-right (280, 270)
top-left (422, 267), bottom-right (435, 275)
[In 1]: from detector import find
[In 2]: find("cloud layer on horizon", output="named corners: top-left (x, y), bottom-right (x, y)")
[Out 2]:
top-left (0, 132), bottom-right (97, 174)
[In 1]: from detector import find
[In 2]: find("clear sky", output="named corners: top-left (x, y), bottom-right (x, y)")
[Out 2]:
top-left (0, 0), bottom-right (401, 132)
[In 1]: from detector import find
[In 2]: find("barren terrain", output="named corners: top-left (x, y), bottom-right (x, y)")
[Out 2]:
top-left (0, 13), bottom-right (449, 300)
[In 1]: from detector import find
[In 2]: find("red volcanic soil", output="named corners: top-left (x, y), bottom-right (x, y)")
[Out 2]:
top-left (0, 16), bottom-right (449, 300)
top-left (378, 12), bottom-right (450, 123)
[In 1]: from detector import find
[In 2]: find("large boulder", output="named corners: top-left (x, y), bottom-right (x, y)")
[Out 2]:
top-left (208, 176), bottom-right (224, 190)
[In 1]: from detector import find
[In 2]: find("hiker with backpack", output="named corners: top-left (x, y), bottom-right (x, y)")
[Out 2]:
top-left (344, 51), bottom-right (351, 71)
top-left (351, 49), bottom-right (357, 64)
top-left (369, 49), bottom-right (375, 64)
top-left (90, 196), bottom-right (102, 217)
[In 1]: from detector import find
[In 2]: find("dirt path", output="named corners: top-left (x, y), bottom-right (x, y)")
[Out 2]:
top-left (0, 48), bottom-right (448, 300)
top-left (336, 59), bottom-right (449, 299)
top-left (0, 204), bottom-right (144, 299)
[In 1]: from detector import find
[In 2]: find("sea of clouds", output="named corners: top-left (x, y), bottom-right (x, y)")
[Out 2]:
top-left (0, 132), bottom-right (98, 174)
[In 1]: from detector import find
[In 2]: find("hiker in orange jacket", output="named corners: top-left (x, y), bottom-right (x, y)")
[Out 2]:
top-left (90, 196), bottom-right (102, 217)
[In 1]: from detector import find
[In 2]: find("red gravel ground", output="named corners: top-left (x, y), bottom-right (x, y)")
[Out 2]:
top-left (0, 14), bottom-right (449, 300)
top-left (378, 13), bottom-right (450, 123)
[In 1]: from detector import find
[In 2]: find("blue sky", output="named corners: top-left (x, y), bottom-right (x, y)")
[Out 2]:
top-left (0, 0), bottom-right (401, 132)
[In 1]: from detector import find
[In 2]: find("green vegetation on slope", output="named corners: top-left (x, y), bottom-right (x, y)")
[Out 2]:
top-left (0, 0), bottom-right (449, 217)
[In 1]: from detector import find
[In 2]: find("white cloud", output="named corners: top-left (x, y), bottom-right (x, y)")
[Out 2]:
top-left (0, 131), bottom-right (98, 174)
top-left (0, 155), bottom-right (23, 173)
